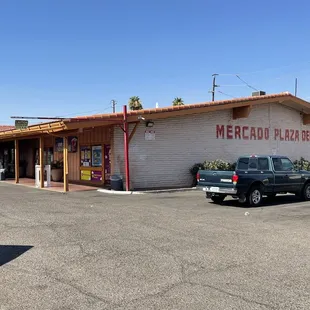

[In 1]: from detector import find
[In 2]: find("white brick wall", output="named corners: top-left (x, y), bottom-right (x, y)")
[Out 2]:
top-left (113, 103), bottom-right (310, 189)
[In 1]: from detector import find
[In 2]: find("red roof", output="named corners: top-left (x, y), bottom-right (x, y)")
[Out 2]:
top-left (68, 92), bottom-right (310, 122)
top-left (0, 125), bottom-right (14, 132)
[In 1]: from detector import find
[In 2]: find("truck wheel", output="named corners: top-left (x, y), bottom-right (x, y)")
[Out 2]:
top-left (302, 183), bottom-right (310, 201)
top-left (247, 186), bottom-right (263, 207)
top-left (211, 195), bottom-right (225, 204)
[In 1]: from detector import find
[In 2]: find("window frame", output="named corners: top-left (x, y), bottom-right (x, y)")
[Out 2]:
top-left (272, 157), bottom-right (294, 172)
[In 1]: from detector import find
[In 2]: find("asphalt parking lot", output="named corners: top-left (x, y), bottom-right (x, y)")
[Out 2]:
top-left (0, 183), bottom-right (310, 310)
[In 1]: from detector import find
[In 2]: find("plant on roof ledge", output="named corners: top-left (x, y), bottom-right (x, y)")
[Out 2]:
top-left (129, 96), bottom-right (143, 111)
top-left (172, 97), bottom-right (184, 106)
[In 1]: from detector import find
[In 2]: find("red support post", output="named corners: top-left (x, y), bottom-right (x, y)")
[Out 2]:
top-left (123, 105), bottom-right (130, 191)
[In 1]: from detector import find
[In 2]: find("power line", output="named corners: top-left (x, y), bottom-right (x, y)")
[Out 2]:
top-left (235, 75), bottom-right (258, 91)
top-left (217, 90), bottom-right (235, 99)
top-left (60, 106), bottom-right (112, 118)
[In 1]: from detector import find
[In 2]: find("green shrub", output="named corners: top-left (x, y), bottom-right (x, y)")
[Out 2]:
top-left (294, 157), bottom-right (310, 171)
top-left (203, 159), bottom-right (235, 171)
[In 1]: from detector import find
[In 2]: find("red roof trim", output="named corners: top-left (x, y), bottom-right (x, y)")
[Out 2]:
top-left (0, 125), bottom-right (15, 132)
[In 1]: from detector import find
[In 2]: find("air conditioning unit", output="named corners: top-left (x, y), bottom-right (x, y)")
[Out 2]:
top-left (252, 91), bottom-right (266, 97)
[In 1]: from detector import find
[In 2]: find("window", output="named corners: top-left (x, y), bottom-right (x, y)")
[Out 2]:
top-left (272, 158), bottom-right (294, 172)
top-left (237, 157), bottom-right (249, 170)
top-left (248, 158), bottom-right (258, 170)
top-left (281, 158), bottom-right (294, 171)
top-left (257, 158), bottom-right (269, 171)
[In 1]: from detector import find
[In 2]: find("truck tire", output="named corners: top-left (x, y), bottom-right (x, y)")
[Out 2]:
top-left (302, 183), bottom-right (310, 201)
top-left (211, 195), bottom-right (225, 204)
top-left (247, 186), bottom-right (263, 207)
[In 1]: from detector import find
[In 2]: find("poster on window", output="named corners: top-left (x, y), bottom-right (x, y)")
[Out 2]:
top-left (92, 145), bottom-right (102, 167)
top-left (68, 136), bottom-right (78, 153)
top-left (80, 146), bottom-right (91, 167)
top-left (55, 138), bottom-right (63, 152)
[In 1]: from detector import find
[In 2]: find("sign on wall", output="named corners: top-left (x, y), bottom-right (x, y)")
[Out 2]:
top-left (80, 146), bottom-right (91, 167)
top-left (216, 124), bottom-right (310, 142)
top-left (55, 138), bottom-right (63, 152)
top-left (68, 136), bottom-right (78, 153)
top-left (145, 130), bottom-right (155, 141)
top-left (92, 145), bottom-right (102, 167)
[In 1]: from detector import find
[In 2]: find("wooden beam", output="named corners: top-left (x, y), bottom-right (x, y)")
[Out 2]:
top-left (14, 139), bottom-right (19, 183)
top-left (129, 122), bottom-right (139, 143)
top-left (45, 129), bottom-right (79, 138)
top-left (232, 105), bottom-right (251, 120)
top-left (63, 136), bottom-right (69, 192)
top-left (65, 120), bottom-right (122, 130)
top-left (303, 114), bottom-right (310, 125)
top-left (39, 136), bottom-right (44, 188)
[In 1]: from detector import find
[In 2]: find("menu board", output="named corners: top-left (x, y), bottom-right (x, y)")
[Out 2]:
top-left (80, 146), bottom-right (91, 167)
top-left (92, 146), bottom-right (102, 167)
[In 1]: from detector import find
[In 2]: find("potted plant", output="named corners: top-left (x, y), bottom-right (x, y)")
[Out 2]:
top-left (51, 160), bottom-right (63, 182)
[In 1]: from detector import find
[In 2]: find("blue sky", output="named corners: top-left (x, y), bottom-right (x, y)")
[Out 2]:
top-left (0, 0), bottom-right (310, 124)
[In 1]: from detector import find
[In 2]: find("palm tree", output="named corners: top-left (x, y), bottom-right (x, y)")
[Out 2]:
top-left (128, 96), bottom-right (143, 111)
top-left (172, 97), bottom-right (184, 106)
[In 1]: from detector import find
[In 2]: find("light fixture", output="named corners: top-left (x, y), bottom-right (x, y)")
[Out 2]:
top-left (146, 120), bottom-right (154, 127)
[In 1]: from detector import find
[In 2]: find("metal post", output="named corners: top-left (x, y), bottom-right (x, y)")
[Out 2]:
top-left (123, 105), bottom-right (130, 191)
top-left (112, 100), bottom-right (117, 113)
top-left (212, 74), bottom-right (218, 101)
top-left (39, 137), bottom-right (44, 188)
top-left (63, 136), bottom-right (69, 192)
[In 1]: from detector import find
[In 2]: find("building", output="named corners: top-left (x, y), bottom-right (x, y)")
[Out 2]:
top-left (1, 92), bottom-right (310, 191)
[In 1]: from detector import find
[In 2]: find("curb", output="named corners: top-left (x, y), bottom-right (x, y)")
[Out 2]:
top-left (97, 187), bottom-right (198, 195)
top-left (97, 189), bottom-right (144, 195)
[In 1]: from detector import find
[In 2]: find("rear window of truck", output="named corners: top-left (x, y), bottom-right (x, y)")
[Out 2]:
top-left (237, 157), bottom-right (269, 171)
top-left (237, 157), bottom-right (249, 170)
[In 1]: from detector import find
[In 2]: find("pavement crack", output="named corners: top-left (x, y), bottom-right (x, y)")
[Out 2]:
top-left (187, 281), bottom-right (275, 309)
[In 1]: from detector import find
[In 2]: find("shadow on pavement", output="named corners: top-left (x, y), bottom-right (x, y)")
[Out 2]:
top-left (0, 245), bottom-right (33, 266)
top-left (218, 195), bottom-right (304, 208)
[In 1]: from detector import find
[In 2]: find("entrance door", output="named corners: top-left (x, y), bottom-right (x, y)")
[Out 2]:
top-left (104, 144), bottom-right (111, 184)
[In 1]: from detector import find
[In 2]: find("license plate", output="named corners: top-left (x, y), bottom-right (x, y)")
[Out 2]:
top-left (210, 187), bottom-right (219, 192)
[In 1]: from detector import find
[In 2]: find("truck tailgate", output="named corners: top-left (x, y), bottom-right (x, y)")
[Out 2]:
top-left (197, 170), bottom-right (234, 187)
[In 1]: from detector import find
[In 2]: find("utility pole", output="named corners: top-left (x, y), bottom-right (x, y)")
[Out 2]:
top-left (295, 78), bottom-right (298, 97)
top-left (211, 74), bottom-right (219, 101)
top-left (111, 99), bottom-right (117, 113)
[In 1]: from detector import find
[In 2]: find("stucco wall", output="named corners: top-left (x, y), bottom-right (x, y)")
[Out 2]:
top-left (113, 103), bottom-right (310, 189)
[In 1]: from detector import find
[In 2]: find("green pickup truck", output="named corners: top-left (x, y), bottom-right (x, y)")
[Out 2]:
top-left (197, 155), bottom-right (310, 207)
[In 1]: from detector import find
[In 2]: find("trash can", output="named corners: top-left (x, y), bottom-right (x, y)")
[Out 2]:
top-left (110, 175), bottom-right (123, 191)
top-left (0, 169), bottom-right (6, 181)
